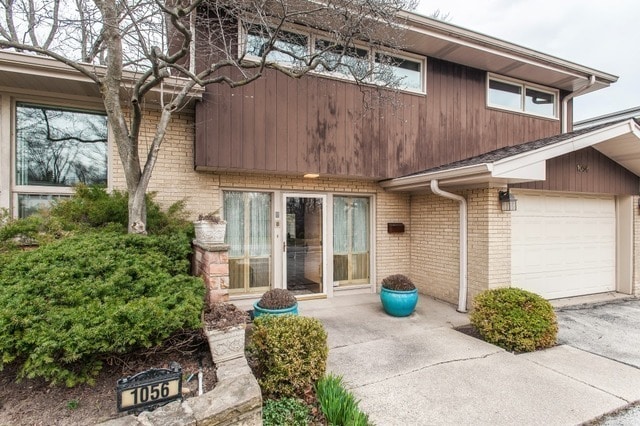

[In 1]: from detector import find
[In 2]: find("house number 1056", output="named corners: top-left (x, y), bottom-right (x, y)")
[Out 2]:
top-left (128, 381), bottom-right (171, 405)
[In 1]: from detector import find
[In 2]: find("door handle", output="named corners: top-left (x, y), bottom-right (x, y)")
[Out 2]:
top-left (283, 241), bottom-right (286, 252)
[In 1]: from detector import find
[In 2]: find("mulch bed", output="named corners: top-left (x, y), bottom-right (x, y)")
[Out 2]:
top-left (0, 331), bottom-right (217, 426)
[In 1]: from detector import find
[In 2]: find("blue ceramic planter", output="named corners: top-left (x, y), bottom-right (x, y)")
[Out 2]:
top-left (253, 301), bottom-right (299, 319)
top-left (380, 287), bottom-right (418, 317)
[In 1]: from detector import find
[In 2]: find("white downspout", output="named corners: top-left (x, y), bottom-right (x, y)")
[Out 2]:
top-left (562, 75), bottom-right (596, 133)
top-left (430, 180), bottom-right (468, 313)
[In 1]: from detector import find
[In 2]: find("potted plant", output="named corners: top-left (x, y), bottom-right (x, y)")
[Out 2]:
top-left (194, 209), bottom-right (226, 244)
top-left (203, 302), bottom-right (249, 363)
top-left (380, 274), bottom-right (418, 317)
top-left (253, 288), bottom-right (299, 318)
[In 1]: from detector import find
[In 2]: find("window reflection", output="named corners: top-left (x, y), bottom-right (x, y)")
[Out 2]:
top-left (16, 104), bottom-right (108, 187)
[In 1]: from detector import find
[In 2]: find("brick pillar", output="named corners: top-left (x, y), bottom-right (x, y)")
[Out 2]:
top-left (192, 241), bottom-right (230, 307)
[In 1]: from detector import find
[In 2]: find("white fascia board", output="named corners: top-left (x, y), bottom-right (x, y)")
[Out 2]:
top-left (380, 163), bottom-right (492, 191)
top-left (492, 161), bottom-right (546, 180)
top-left (492, 120), bottom-right (638, 177)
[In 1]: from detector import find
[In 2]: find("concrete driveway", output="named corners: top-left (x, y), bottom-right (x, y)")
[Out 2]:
top-left (300, 294), bottom-right (640, 426)
top-left (556, 299), bottom-right (640, 369)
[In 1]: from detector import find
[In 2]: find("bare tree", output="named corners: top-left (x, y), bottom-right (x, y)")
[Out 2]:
top-left (0, 0), bottom-right (416, 234)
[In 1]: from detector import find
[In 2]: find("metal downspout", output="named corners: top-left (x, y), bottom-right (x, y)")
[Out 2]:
top-left (430, 180), bottom-right (468, 313)
top-left (562, 75), bottom-right (596, 133)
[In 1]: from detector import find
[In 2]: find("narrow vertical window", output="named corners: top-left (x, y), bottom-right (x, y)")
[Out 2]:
top-left (333, 196), bottom-right (370, 286)
top-left (224, 191), bottom-right (272, 294)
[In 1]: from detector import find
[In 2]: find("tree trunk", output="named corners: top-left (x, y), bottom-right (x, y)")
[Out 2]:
top-left (128, 186), bottom-right (147, 234)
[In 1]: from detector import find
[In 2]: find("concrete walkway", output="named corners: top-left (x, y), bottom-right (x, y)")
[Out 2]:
top-left (299, 294), bottom-right (640, 426)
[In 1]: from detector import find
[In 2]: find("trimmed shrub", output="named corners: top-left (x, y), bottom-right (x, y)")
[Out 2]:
top-left (257, 288), bottom-right (297, 310)
top-left (315, 374), bottom-right (371, 426)
top-left (470, 287), bottom-right (557, 352)
top-left (50, 185), bottom-right (193, 236)
top-left (381, 274), bottom-right (416, 291)
top-left (0, 232), bottom-right (204, 386)
top-left (262, 398), bottom-right (310, 426)
top-left (248, 315), bottom-right (328, 398)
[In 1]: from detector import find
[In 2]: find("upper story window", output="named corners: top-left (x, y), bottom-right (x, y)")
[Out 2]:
top-left (241, 23), bottom-right (426, 94)
top-left (315, 39), bottom-right (370, 80)
top-left (246, 25), bottom-right (308, 68)
top-left (15, 103), bottom-right (108, 216)
top-left (487, 75), bottom-right (558, 119)
top-left (374, 53), bottom-right (423, 92)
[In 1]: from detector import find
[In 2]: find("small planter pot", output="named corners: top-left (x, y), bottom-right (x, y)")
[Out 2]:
top-left (204, 324), bottom-right (246, 363)
top-left (194, 221), bottom-right (226, 244)
top-left (252, 301), bottom-right (299, 319)
top-left (380, 287), bottom-right (418, 317)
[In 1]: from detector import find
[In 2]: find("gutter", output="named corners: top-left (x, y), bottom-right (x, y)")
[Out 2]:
top-left (430, 180), bottom-right (468, 313)
top-left (562, 75), bottom-right (596, 133)
top-left (380, 163), bottom-right (492, 192)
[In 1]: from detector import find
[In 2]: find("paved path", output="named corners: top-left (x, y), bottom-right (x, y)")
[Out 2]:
top-left (300, 294), bottom-right (640, 426)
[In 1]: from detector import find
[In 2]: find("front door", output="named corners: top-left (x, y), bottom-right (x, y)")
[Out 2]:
top-left (283, 194), bottom-right (326, 295)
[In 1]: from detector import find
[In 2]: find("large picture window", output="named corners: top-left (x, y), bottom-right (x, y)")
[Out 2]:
top-left (333, 196), bottom-right (370, 286)
top-left (16, 103), bottom-right (108, 187)
top-left (224, 191), bottom-right (272, 294)
top-left (487, 75), bottom-right (557, 118)
top-left (14, 103), bottom-right (108, 217)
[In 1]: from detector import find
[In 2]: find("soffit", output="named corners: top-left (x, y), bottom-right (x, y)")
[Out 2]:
top-left (0, 50), bottom-right (202, 106)
top-left (398, 13), bottom-right (617, 94)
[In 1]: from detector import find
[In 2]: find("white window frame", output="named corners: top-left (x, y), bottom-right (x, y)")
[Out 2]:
top-left (239, 21), bottom-right (426, 94)
top-left (223, 189), bottom-right (274, 295)
top-left (487, 74), bottom-right (558, 119)
top-left (10, 98), bottom-right (111, 217)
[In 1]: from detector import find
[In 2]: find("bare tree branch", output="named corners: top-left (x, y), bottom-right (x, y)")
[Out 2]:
top-left (0, 0), bottom-right (416, 233)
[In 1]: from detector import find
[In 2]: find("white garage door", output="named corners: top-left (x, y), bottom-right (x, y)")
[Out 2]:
top-left (511, 192), bottom-right (616, 299)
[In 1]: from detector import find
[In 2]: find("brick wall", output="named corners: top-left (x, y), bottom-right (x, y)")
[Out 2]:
top-left (110, 109), bottom-right (218, 216)
top-left (467, 188), bottom-right (511, 302)
top-left (410, 193), bottom-right (460, 304)
top-left (410, 187), bottom-right (511, 307)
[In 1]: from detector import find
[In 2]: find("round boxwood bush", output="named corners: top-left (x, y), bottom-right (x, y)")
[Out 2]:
top-left (248, 315), bottom-right (328, 399)
top-left (470, 287), bottom-right (557, 352)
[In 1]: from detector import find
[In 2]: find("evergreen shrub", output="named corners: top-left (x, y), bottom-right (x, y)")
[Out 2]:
top-left (248, 315), bottom-right (328, 398)
top-left (0, 232), bottom-right (204, 386)
top-left (470, 287), bottom-right (557, 352)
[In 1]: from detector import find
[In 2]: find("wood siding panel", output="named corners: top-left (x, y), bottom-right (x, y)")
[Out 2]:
top-left (195, 58), bottom-right (563, 179)
top-left (511, 148), bottom-right (640, 195)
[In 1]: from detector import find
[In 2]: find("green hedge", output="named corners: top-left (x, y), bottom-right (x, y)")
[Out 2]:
top-left (470, 287), bottom-right (557, 352)
top-left (0, 232), bottom-right (204, 386)
top-left (248, 315), bottom-right (328, 399)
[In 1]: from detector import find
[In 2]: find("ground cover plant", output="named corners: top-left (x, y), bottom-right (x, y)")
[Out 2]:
top-left (0, 231), bottom-right (204, 386)
top-left (470, 287), bottom-right (557, 352)
top-left (262, 397), bottom-right (311, 426)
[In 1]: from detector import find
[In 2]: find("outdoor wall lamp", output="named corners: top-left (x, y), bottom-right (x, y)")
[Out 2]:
top-left (499, 190), bottom-right (517, 212)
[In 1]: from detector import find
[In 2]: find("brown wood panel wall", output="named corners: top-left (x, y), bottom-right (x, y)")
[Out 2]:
top-left (511, 147), bottom-right (640, 195)
top-left (194, 58), bottom-right (563, 179)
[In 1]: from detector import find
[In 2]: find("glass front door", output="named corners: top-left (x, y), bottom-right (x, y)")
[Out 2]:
top-left (284, 195), bottom-right (325, 295)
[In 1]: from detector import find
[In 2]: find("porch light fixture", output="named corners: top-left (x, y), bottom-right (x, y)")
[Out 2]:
top-left (303, 173), bottom-right (320, 178)
top-left (499, 190), bottom-right (517, 212)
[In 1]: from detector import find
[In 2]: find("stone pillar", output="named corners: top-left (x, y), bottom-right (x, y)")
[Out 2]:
top-left (192, 241), bottom-right (230, 306)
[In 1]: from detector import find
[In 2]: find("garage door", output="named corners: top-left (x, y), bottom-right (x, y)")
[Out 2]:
top-left (511, 192), bottom-right (616, 299)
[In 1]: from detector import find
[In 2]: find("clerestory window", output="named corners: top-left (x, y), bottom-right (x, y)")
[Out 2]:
top-left (487, 75), bottom-right (558, 118)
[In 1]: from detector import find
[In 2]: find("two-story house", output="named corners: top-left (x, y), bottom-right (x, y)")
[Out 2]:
top-left (1, 10), bottom-right (638, 310)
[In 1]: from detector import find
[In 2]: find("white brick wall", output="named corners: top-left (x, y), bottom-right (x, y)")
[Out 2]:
top-left (410, 187), bottom-right (511, 306)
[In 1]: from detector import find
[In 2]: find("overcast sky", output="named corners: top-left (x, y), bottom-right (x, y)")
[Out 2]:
top-left (415, 0), bottom-right (639, 122)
